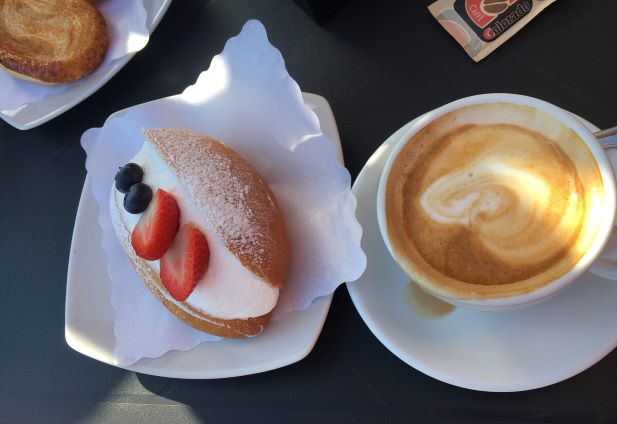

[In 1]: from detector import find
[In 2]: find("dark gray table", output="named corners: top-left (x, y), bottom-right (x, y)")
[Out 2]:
top-left (2, 1), bottom-right (617, 423)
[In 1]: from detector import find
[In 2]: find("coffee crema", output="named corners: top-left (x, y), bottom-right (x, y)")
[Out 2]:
top-left (385, 103), bottom-right (604, 299)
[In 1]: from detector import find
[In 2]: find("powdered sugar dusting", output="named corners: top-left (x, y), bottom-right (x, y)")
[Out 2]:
top-left (83, 20), bottom-right (366, 363)
top-left (144, 128), bottom-right (288, 286)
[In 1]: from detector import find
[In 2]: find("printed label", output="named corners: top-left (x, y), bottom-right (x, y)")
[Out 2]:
top-left (454, 0), bottom-right (533, 42)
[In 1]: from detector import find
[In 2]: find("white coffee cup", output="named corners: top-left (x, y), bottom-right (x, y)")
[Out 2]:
top-left (377, 93), bottom-right (617, 311)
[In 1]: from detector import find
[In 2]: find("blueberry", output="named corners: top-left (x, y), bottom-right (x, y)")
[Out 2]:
top-left (124, 183), bottom-right (152, 214)
top-left (115, 163), bottom-right (144, 194)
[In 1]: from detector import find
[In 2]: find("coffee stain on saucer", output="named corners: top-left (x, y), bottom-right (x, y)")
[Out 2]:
top-left (407, 281), bottom-right (455, 318)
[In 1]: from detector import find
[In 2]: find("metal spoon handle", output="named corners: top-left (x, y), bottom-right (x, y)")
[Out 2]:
top-left (595, 126), bottom-right (617, 149)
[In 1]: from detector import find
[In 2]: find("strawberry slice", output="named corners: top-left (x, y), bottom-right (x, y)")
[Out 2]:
top-left (160, 224), bottom-right (210, 301)
top-left (131, 189), bottom-right (180, 260)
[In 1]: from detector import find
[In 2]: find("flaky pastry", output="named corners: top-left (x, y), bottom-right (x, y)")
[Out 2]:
top-left (0, 0), bottom-right (109, 84)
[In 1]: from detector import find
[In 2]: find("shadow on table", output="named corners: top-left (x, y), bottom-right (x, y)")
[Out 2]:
top-left (0, 354), bottom-right (127, 424)
top-left (131, 287), bottom-right (400, 423)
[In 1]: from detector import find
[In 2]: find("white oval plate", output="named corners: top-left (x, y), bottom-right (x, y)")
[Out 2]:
top-left (0, 0), bottom-right (173, 131)
top-left (347, 110), bottom-right (617, 392)
top-left (65, 93), bottom-right (340, 378)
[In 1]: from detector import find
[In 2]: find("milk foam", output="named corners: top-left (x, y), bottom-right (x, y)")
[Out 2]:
top-left (417, 127), bottom-right (583, 268)
top-left (420, 164), bottom-right (550, 227)
top-left (112, 141), bottom-right (279, 319)
top-left (386, 103), bottom-right (604, 292)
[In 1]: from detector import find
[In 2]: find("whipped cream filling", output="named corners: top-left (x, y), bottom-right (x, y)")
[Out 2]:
top-left (112, 141), bottom-right (279, 320)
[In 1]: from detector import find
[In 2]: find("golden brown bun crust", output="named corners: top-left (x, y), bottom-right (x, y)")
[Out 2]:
top-left (112, 192), bottom-right (272, 338)
top-left (110, 128), bottom-right (290, 338)
top-left (144, 128), bottom-right (290, 289)
top-left (0, 0), bottom-right (109, 84)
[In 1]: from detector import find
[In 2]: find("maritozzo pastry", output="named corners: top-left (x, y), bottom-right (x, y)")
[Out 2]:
top-left (0, 0), bottom-right (109, 83)
top-left (110, 128), bottom-right (290, 338)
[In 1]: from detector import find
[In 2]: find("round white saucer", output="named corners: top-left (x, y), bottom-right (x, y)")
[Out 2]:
top-left (347, 113), bottom-right (617, 392)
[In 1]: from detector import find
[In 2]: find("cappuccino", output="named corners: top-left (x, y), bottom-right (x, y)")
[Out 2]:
top-left (385, 103), bottom-right (605, 299)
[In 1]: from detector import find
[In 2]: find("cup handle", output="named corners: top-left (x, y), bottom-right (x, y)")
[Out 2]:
top-left (589, 149), bottom-right (617, 280)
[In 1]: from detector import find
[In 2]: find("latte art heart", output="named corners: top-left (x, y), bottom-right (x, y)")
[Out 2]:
top-left (385, 103), bottom-right (604, 296)
top-left (420, 165), bottom-right (551, 229)
top-left (417, 127), bottom-right (585, 268)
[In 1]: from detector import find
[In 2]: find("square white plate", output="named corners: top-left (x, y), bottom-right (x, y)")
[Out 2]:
top-left (0, 0), bottom-right (173, 131)
top-left (65, 93), bottom-right (341, 378)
